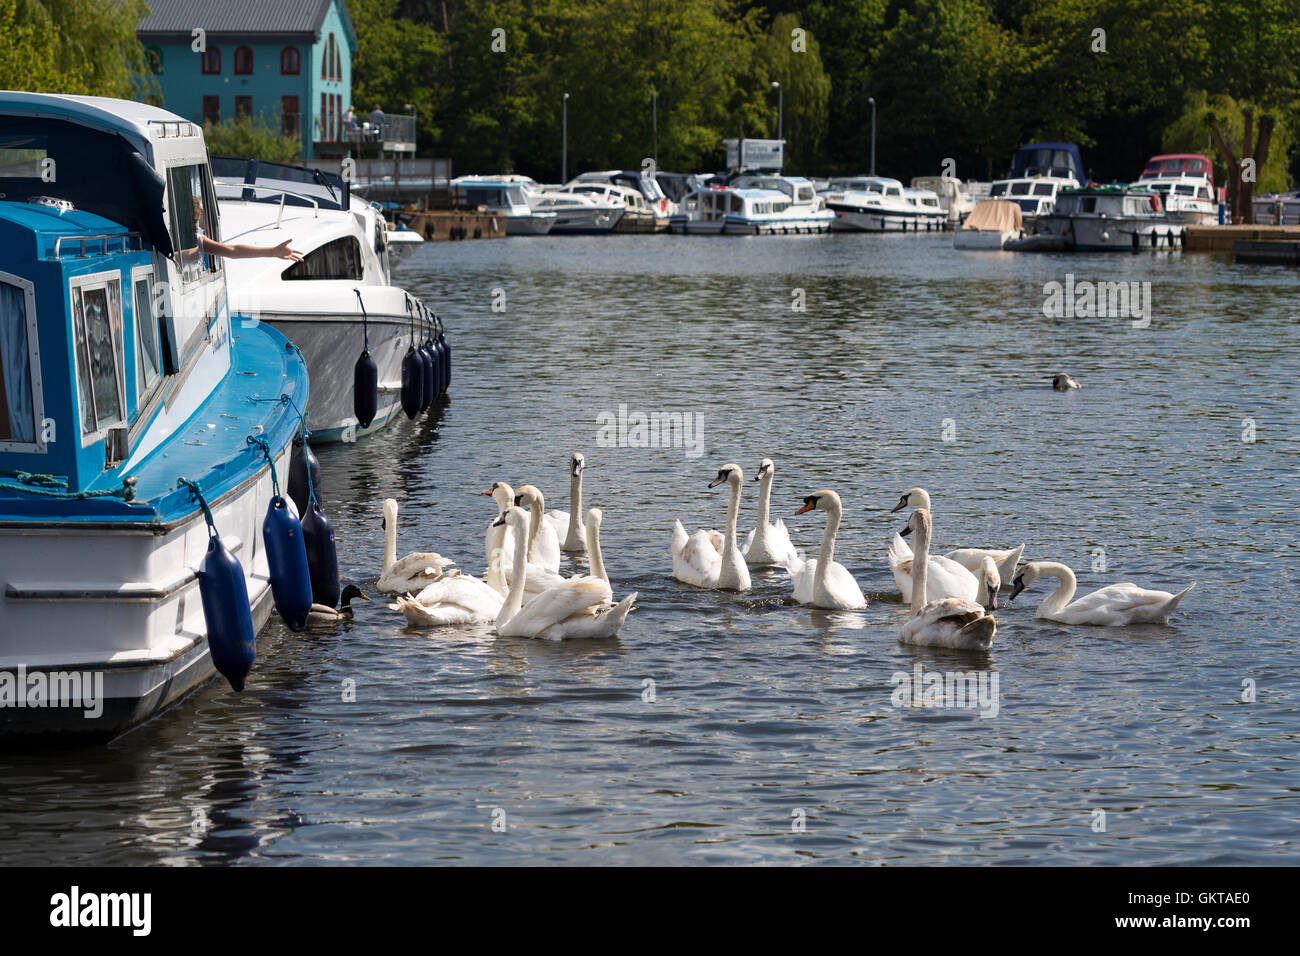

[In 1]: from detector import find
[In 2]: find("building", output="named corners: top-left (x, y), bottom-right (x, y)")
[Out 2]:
top-left (137, 0), bottom-right (358, 159)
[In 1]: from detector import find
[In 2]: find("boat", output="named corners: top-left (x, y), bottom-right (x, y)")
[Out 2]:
top-left (215, 157), bottom-right (445, 444)
top-left (726, 175), bottom-right (835, 233)
top-left (384, 220), bottom-right (426, 264)
top-left (554, 181), bottom-right (662, 232)
top-left (668, 186), bottom-right (732, 234)
top-left (526, 188), bottom-right (624, 234)
top-left (569, 170), bottom-right (675, 227)
top-left (0, 93), bottom-right (309, 738)
top-left (1136, 154), bottom-right (1218, 224)
top-left (985, 142), bottom-right (1086, 227)
top-left (953, 199), bottom-right (1025, 249)
top-left (1033, 185), bottom-right (1186, 251)
top-left (911, 175), bottom-right (977, 226)
top-left (986, 176), bottom-right (1078, 225)
top-left (819, 176), bottom-right (947, 231)
top-left (450, 176), bottom-right (557, 235)
top-left (1251, 192), bottom-right (1300, 225)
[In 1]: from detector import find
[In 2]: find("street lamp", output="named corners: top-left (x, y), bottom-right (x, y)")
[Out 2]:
top-left (771, 81), bottom-right (783, 172)
top-left (404, 102), bottom-right (416, 154)
top-left (562, 92), bottom-right (570, 183)
top-left (868, 96), bottom-right (876, 176)
top-left (651, 89), bottom-right (658, 167)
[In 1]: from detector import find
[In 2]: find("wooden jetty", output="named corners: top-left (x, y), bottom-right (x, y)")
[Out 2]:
top-left (406, 209), bottom-right (507, 241)
top-left (1233, 239), bottom-right (1300, 265)
top-left (1184, 223), bottom-right (1300, 253)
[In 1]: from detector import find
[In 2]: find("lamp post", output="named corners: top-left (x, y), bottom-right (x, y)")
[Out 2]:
top-left (771, 81), bottom-right (783, 172)
top-left (404, 102), bottom-right (416, 155)
top-left (561, 92), bottom-right (570, 183)
top-left (868, 96), bottom-right (876, 176)
top-left (651, 89), bottom-right (658, 167)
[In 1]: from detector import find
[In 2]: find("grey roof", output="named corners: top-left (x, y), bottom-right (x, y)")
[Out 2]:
top-left (138, 0), bottom-right (338, 39)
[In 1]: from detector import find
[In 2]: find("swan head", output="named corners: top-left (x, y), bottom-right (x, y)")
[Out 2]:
top-left (513, 484), bottom-right (543, 509)
top-left (570, 452), bottom-right (585, 477)
top-left (493, 505), bottom-right (530, 532)
top-left (1008, 562), bottom-right (1044, 601)
top-left (891, 487), bottom-right (931, 513)
top-left (980, 555), bottom-right (1000, 610)
top-left (381, 497), bottom-right (398, 530)
top-left (794, 488), bottom-right (842, 516)
top-left (754, 458), bottom-right (775, 482)
top-left (899, 507), bottom-right (932, 547)
top-left (1052, 373), bottom-right (1081, 391)
top-left (585, 506), bottom-right (602, 529)
top-left (480, 481), bottom-right (515, 512)
top-left (708, 463), bottom-right (743, 489)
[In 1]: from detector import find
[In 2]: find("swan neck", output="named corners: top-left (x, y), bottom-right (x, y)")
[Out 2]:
top-left (499, 524), bottom-right (529, 626)
top-left (527, 498), bottom-right (543, 559)
top-left (382, 510), bottom-right (397, 574)
top-left (1038, 562), bottom-right (1077, 616)
top-left (722, 479), bottom-right (742, 556)
top-left (568, 471), bottom-right (582, 539)
top-left (587, 518), bottom-right (607, 582)
top-left (756, 473), bottom-right (772, 527)
top-left (911, 523), bottom-right (931, 613)
top-left (815, 505), bottom-right (839, 590)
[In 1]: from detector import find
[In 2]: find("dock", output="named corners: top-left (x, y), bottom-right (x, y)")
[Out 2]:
top-left (1183, 223), bottom-right (1300, 253)
top-left (405, 210), bottom-right (507, 241)
top-left (1232, 239), bottom-right (1300, 265)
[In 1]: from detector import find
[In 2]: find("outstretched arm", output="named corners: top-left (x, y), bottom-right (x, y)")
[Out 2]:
top-left (199, 237), bottom-right (304, 261)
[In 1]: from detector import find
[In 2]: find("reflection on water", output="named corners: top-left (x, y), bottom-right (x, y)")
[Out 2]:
top-left (1, 234), bottom-right (1297, 864)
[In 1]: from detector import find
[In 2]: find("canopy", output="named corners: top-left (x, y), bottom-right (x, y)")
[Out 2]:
top-left (961, 199), bottom-right (1022, 232)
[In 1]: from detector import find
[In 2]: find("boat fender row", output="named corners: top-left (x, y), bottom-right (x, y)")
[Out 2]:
top-left (288, 433), bottom-right (322, 515)
top-left (400, 297), bottom-right (451, 419)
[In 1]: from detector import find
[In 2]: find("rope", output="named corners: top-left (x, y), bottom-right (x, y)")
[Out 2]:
top-left (405, 294), bottom-right (416, 345)
top-left (354, 287), bottom-right (369, 351)
top-left (0, 470), bottom-right (137, 501)
top-left (246, 434), bottom-right (281, 499)
top-left (176, 477), bottom-right (217, 537)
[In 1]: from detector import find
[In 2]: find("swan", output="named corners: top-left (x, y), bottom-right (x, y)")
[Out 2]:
top-left (513, 484), bottom-right (562, 573)
top-left (494, 506), bottom-right (637, 640)
top-left (888, 523), bottom-right (979, 604)
top-left (377, 498), bottom-right (456, 593)
top-left (743, 457), bottom-right (798, 567)
top-left (1052, 373), bottom-right (1081, 391)
top-left (898, 509), bottom-right (996, 650)
top-left (890, 487), bottom-right (1024, 583)
top-left (584, 507), bottom-right (613, 586)
top-left (305, 584), bottom-right (370, 627)
top-left (786, 489), bottom-right (867, 609)
top-left (390, 569), bottom-right (505, 627)
top-left (670, 463), bottom-right (752, 591)
top-left (1009, 561), bottom-right (1194, 626)
top-left (479, 481), bottom-right (518, 593)
top-left (542, 453), bottom-right (588, 554)
top-left (974, 555), bottom-right (1000, 611)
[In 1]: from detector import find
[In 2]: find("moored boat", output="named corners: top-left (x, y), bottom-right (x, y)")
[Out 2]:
top-left (820, 176), bottom-right (946, 231)
top-left (1034, 185), bottom-right (1186, 251)
top-left (1136, 154), bottom-right (1218, 224)
top-left (953, 199), bottom-right (1024, 249)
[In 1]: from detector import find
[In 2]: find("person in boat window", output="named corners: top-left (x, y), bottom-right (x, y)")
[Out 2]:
top-left (175, 196), bottom-right (303, 268)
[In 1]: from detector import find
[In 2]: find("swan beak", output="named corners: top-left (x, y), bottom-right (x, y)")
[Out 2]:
top-left (793, 502), bottom-right (814, 515)
top-left (707, 476), bottom-right (725, 488)
top-left (1009, 577), bottom-right (1025, 601)
top-left (988, 591), bottom-right (999, 611)
top-left (890, 496), bottom-right (908, 513)
top-left (492, 515), bottom-right (507, 528)
top-left (899, 524), bottom-right (912, 537)
top-left (478, 488), bottom-right (493, 496)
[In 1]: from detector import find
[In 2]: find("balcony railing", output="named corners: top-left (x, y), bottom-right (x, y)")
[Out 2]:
top-left (315, 113), bottom-right (416, 153)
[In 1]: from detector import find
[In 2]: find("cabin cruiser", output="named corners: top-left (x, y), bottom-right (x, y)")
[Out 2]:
top-left (1136, 154), bottom-right (1217, 224)
top-left (673, 176), bottom-right (832, 235)
top-left (526, 189), bottom-right (624, 234)
top-left (384, 220), bottom-right (425, 264)
top-left (450, 176), bottom-right (557, 235)
top-left (1033, 185), bottom-right (1185, 251)
top-left (0, 94), bottom-right (308, 737)
top-left (953, 199), bottom-right (1025, 249)
top-left (1008, 142), bottom-right (1087, 183)
top-left (554, 181), bottom-right (663, 232)
top-left (727, 175), bottom-right (834, 233)
top-left (216, 158), bottom-right (444, 443)
top-left (987, 176), bottom-right (1078, 225)
top-left (668, 186), bottom-right (732, 234)
top-left (570, 169), bottom-right (675, 223)
top-left (820, 176), bottom-right (947, 231)
top-left (911, 175), bottom-right (976, 226)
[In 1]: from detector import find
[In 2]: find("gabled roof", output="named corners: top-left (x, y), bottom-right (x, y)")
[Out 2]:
top-left (138, 0), bottom-right (356, 47)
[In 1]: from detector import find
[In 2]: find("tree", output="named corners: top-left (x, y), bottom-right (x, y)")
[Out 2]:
top-left (1163, 92), bottom-right (1293, 198)
top-left (14, 0), bottom-right (150, 97)
top-left (204, 115), bottom-right (303, 164)
top-left (0, 0), bottom-right (71, 92)
top-left (349, 0), bottom-right (446, 151)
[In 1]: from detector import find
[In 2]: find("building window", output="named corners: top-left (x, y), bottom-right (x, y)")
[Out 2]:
top-left (281, 96), bottom-right (299, 138)
top-left (202, 95), bottom-right (220, 125)
top-left (235, 96), bottom-right (252, 119)
top-left (234, 46), bottom-right (253, 75)
top-left (201, 47), bottom-right (221, 75)
top-left (281, 46), bottom-right (300, 75)
top-left (145, 46), bottom-right (163, 75)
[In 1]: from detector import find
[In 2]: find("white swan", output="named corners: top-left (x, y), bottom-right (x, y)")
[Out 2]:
top-left (974, 555), bottom-right (1000, 611)
top-left (899, 508), bottom-right (996, 650)
top-left (495, 506), bottom-right (636, 640)
top-left (479, 481), bottom-right (518, 594)
top-left (670, 463), bottom-right (752, 591)
top-left (743, 457), bottom-right (798, 567)
top-left (786, 489), bottom-right (867, 609)
top-left (1009, 561), bottom-right (1194, 626)
top-left (888, 528), bottom-right (979, 604)
top-left (584, 507), bottom-right (613, 586)
top-left (542, 453), bottom-right (588, 554)
top-left (890, 487), bottom-right (1024, 583)
top-left (390, 569), bottom-right (504, 627)
top-left (377, 498), bottom-right (456, 594)
top-left (513, 484), bottom-right (562, 573)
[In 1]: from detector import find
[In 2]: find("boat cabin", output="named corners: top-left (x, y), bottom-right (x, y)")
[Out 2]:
top-left (1009, 142), bottom-right (1086, 183)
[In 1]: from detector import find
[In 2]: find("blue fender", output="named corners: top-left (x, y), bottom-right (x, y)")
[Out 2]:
top-left (263, 495), bottom-right (313, 631)
top-left (198, 534), bottom-right (256, 691)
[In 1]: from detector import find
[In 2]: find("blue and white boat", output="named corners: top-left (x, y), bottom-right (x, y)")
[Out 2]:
top-left (0, 94), bottom-right (308, 737)
top-left (819, 176), bottom-right (947, 231)
top-left (724, 175), bottom-right (833, 233)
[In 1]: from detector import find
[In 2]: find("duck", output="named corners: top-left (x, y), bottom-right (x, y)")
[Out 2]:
top-left (494, 506), bottom-right (636, 640)
top-left (377, 498), bottom-right (455, 594)
top-left (542, 453), bottom-right (588, 554)
top-left (306, 584), bottom-right (370, 627)
top-left (1052, 373), bottom-right (1081, 391)
top-left (898, 509), bottom-right (996, 650)
top-left (889, 487), bottom-right (1024, 584)
top-left (743, 457), bottom-right (799, 567)
top-left (390, 569), bottom-right (504, 628)
top-left (513, 484), bottom-right (562, 573)
top-left (670, 463), bottom-right (752, 591)
top-left (786, 488), bottom-right (867, 609)
top-left (1009, 561), bottom-right (1194, 626)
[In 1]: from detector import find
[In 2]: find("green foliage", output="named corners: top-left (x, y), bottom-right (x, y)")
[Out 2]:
top-left (13, 0), bottom-right (150, 97)
top-left (349, 0), bottom-right (445, 148)
top-left (203, 115), bottom-right (304, 164)
top-left (0, 0), bottom-right (71, 92)
top-left (1164, 92), bottom-right (1293, 192)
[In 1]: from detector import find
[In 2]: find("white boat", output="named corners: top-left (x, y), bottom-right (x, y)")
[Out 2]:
top-left (668, 186), bottom-right (731, 234)
top-left (526, 189), bottom-right (624, 234)
top-left (216, 159), bottom-right (444, 444)
top-left (911, 175), bottom-right (976, 226)
top-left (0, 94), bottom-right (308, 738)
top-left (953, 199), bottom-right (1025, 249)
top-left (1136, 154), bottom-right (1218, 224)
top-left (451, 176), bottom-right (557, 235)
top-left (987, 176), bottom-right (1079, 226)
top-left (385, 220), bottom-right (425, 264)
top-left (1252, 193), bottom-right (1300, 225)
top-left (820, 176), bottom-right (947, 231)
top-left (1034, 186), bottom-right (1185, 251)
top-left (569, 170), bottom-right (675, 226)
top-left (723, 175), bottom-right (835, 233)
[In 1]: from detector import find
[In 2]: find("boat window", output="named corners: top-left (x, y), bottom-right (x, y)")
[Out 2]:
top-left (461, 187), bottom-right (505, 207)
top-left (1010, 182), bottom-right (1030, 195)
top-left (990, 183), bottom-right (1006, 197)
top-left (131, 271), bottom-right (161, 400)
top-left (0, 276), bottom-right (38, 447)
top-left (166, 163), bottom-right (223, 285)
top-left (283, 236), bottom-right (363, 280)
top-left (70, 275), bottom-right (126, 440)
top-left (1081, 197), bottom-right (1097, 213)
top-left (1176, 184), bottom-right (1194, 195)
top-left (507, 187), bottom-right (527, 205)
top-left (797, 186), bottom-right (814, 202)
top-left (1033, 183), bottom-right (1054, 195)
top-left (1198, 187), bottom-right (1211, 199)
top-left (731, 194), bottom-right (743, 213)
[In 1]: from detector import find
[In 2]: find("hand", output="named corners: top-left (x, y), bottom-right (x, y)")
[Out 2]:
top-left (271, 239), bottom-right (304, 261)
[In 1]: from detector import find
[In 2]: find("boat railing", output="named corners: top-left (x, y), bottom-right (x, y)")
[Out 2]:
top-left (51, 232), bottom-right (142, 259)
top-left (214, 181), bottom-right (321, 227)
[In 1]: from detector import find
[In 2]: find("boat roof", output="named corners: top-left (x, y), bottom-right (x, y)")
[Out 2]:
top-left (0, 91), bottom-right (189, 152)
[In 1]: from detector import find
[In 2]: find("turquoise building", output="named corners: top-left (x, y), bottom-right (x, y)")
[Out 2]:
top-left (137, 0), bottom-right (358, 159)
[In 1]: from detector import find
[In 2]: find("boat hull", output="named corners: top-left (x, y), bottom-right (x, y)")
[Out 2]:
top-left (827, 205), bottom-right (947, 232)
top-left (722, 216), bottom-right (834, 235)
top-left (505, 213), bottom-right (557, 235)
top-left (1036, 215), bottom-right (1185, 251)
top-left (954, 229), bottom-right (1017, 250)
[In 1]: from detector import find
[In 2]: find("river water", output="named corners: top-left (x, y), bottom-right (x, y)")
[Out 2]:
top-left (2, 233), bottom-right (1296, 865)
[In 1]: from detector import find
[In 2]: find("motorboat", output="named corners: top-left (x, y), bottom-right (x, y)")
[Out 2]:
top-left (0, 94), bottom-right (308, 737)
top-left (819, 176), bottom-right (946, 231)
top-left (526, 189), bottom-right (624, 234)
top-left (1252, 193), bottom-right (1300, 225)
top-left (727, 175), bottom-right (835, 233)
top-left (569, 169), bottom-right (675, 225)
top-left (911, 175), bottom-right (976, 226)
top-left (450, 176), bottom-right (557, 235)
top-left (953, 199), bottom-right (1025, 249)
top-left (216, 157), bottom-right (446, 444)
top-left (1034, 185), bottom-right (1185, 251)
top-left (1137, 154), bottom-right (1218, 224)
top-left (554, 181), bottom-right (662, 232)
top-left (668, 186), bottom-right (732, 234)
